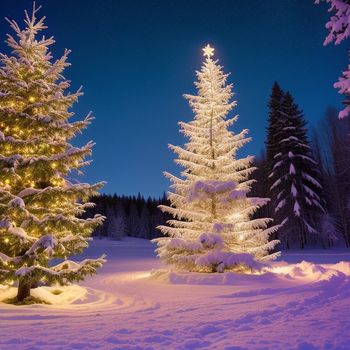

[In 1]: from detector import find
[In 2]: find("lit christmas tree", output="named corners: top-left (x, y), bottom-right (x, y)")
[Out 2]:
top-left (0, 5), bottom-right (105, 302)
top-left (153, 45), bottom-right (280, 273)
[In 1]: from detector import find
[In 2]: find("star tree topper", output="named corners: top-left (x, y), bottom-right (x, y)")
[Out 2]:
top-left (202, 44), bottom-right (215, 58)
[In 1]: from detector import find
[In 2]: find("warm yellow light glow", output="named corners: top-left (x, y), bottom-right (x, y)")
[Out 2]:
top-left (230, 212), bottom-right (241, 221)
top-left (203, 44), bottom-right (215, 58)
top-left (4, 126), bottom-right (9, 132)
top-left (51, 162), bottom-right (57, 169)
top-left (29, 96), bottom-right (35, 102)
top-left (4, 179), bottom-right (10, 185)
top-left (4, 238), bottom-right (9, 243)
top-left (52, 178), bottom-right (60, 186)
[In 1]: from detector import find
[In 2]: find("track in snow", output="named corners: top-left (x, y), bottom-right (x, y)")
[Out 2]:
top-left (1, 238), bottom-right (350, 350)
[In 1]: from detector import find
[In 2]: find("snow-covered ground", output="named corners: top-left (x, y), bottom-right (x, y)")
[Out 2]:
top-left (1, 238), bottom-right (350, 350)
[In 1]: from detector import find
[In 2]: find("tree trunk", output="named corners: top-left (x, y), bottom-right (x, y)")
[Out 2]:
top-left (17, 279), bottom-right (31, 302)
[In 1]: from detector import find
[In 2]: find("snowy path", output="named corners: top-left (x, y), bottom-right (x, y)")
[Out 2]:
top-left (1, 238), bottom-right (350, 350)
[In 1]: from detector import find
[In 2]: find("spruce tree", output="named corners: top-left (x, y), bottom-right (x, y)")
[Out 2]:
top-left (266, 82), bottom-right (285, 167)
top-left (265, 83), bottom-right (285, 220)
top-left (0, 5), bottom-right (104, 302)
top-left (269, 92), bottom-right (325, 248)
top-left (153, 45), bottom-right (280, 273)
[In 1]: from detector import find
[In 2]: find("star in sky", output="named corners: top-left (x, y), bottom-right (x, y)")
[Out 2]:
top-left (202, 44), bottom-right (215, 58)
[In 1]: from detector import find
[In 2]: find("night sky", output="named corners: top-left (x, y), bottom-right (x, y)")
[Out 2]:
top-left (0, 0), bottom-right (347, 197)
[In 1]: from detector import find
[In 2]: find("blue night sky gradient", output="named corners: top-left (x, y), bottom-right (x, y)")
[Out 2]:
top-left (0, 0), bottom-right (348, 197)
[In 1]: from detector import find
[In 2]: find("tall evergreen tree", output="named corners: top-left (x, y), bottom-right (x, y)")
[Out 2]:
top-left (153, 45), bottom-right (280, 273)
top-left (0, 5), bottom-right (104, 302)
top-left (264, 83), bottom-right (286, 221)
top-left (266, 82), bottom-right (285, 167)
top-left (269, 92), bottom-right (325, 248)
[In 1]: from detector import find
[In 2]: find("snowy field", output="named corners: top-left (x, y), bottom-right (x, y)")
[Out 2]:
top-left (1, 238), bottom-right (350, 350)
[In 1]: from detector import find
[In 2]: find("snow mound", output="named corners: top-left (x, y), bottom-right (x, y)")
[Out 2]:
top-left (150, 268), bottom-right (279, 285)
top-left (150, 260), bottom-right (350, 285)
top-left (0, 284), bottom-right (87, 305)
top-left (267, 260), bottom-right (350, 281)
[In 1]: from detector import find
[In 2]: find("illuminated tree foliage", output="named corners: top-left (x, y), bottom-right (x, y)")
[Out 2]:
top-left (153, 45), bottom-right (280, 273)
top-left (0, 5), bottom-right (104, 302)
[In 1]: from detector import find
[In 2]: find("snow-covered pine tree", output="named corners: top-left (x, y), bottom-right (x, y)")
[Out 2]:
top-left (316, 0), bottom-right (350, 45)
top-left (317, 0), bottom-right (350, 118)
top-left (0, 5), bottom-right (104, 302)
top-left (265, 82), bottom-right (286, 221)
top-left (334, 54), bottom-right (350, 119)
top-left (153, 45), bottom-right (280, 273)
top-left (266, 82), bottom-right (285, 167)
top-left (269, 92), bottom-right (325, 248)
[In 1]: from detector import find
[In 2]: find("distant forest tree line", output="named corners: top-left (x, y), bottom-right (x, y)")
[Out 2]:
top-left (87, 82), bottom-right (350, 249)
top-left (85, 194), bottom-right (171, 241)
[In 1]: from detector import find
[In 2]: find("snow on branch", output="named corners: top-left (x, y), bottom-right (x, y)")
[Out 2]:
top-left (15, 255), bottom-right (106, 285)
top-left (188, 180), bottom-right (247, 203)
top-left (316, 0), bottom-right (350, 45)
top-left (317, 1), bottom-right (350, 117)
top-left (25, 234), bottom-right (58, 258)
